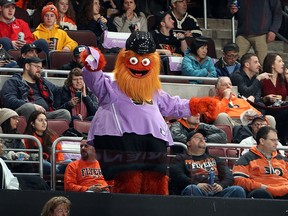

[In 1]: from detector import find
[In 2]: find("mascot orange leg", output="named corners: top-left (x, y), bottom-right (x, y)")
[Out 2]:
top-left (113, 171), bottom-right (143, 194)
top-left (141, 171), bottom-right (169, 195)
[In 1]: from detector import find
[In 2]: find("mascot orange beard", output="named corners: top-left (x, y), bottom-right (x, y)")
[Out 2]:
top-left (81, 31), bottom-right (221, 196)
top-left (114, 49), bottom-right (161, 103)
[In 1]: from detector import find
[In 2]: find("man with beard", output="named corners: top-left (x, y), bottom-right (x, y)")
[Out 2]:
top-left (64, 140), bottom-right (109, 192)
top-left (1, 57), bottom-right (71, 122)
top-left (169, 129), bottom-right (246, 197)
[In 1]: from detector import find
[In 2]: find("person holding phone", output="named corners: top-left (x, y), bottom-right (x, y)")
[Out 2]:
top-left (58, 67), bottom-right (98, 124)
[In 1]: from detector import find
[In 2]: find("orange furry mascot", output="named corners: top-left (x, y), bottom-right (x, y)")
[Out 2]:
top-left (81, 31), bottom-right (219, 195)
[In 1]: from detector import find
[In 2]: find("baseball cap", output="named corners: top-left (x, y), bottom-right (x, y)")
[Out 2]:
top-left (73, 45), bottom-right (87, 57)
top-left (155, 10), bottom-right (171, 27)
top-left (21, 44), bottom-right (42, 54)
top-left (186, 129), bottom-right (207, 142)
top-left (24, 57), bottom-right (44, 64)
top-left (0, 0), bottom-right (16, 6)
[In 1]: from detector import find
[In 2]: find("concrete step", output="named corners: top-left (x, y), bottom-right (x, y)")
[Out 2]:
top-left (198, 18), bottom-right (237, 30)
top-left (197, 18), bottom-right (287, 60)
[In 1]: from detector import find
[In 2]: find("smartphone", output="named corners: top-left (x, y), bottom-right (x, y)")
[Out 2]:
top-left (75, 91), bottom-right (82, 100)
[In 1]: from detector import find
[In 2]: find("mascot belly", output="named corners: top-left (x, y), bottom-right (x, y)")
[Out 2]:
top-left (81, 31), bottom-right (219, 195)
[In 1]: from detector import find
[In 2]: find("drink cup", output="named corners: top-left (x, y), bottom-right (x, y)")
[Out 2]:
top-left (18, 32), bottom-right (25, 41)
top-left (49, 37), bottom-right (58, 51)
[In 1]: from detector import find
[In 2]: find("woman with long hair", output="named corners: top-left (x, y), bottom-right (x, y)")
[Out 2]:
top-left (77, 0), bottom-right (109, 44)
top-left (24, 110), bottom-right (69, 174)
top-left (112, 0), bottom-right (147, 33)
top-left (54, 0), bottom-right (77, 30)
top-left (261, 53), bottom-right (288, 145)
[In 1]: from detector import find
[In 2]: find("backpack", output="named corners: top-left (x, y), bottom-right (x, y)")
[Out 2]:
top-left (232, 125), bottom-right (253, 143)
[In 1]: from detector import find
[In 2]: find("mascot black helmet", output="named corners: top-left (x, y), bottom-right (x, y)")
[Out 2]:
top-left (125, 31), bottom-right (156, 54)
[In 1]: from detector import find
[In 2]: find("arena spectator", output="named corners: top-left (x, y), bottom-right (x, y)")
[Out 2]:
top-left (170, 0), bottom-right (202, 38)
top-left (261, 53), bottom-right (288, 145)
top-left (230, 0), bottom-right (282, 65)
top-left (112, 0), bottom-right (147, 33)
top-left (240, 115), bottom-right (284, 155)
top-left (230, 53), bottom-right (272, 104)
top-left (0, 108), bottom-right (33, 173)
top-left (40, 196), bottom-right (71, 216)
top-left (170, 113), bottom-right (227, 144)
top-left (0, 44), bottom-right (17, 68)
top-left (169, 129), bottom-right (246, 197)
top-left (64, 140), bottom-right (109, 192)
top-left (33, 2), bottom-right (78, 52)
top-left (181, 37), bottom-right (217, 83)
top-left (208, 77), bottom-right (275, 130)
top-left (0, 0), bottom-right (49, 53)
top-left (1, 57), bottom-right (71, 122)
top-left (233, 126), bottom-right (288, 199)
top-left (215, 43), bottom-right (241, 77)
top-left (24, 110), bottom-right (70, 175)
top-left (17, 43), bottom-right (42, 68)
top-left (58, 45), bottom-right (86, 70)
top-left (55, 0), bottom-right (77, 30)
top-left (58, 67), bottom-right (98, 123)
top-left (150, 10), bottom-right (187, 56)
top-left (77, 0), bottom-right (109, 45)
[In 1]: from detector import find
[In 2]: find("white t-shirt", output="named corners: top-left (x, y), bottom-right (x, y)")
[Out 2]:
top-left (240, 136), bottom-right (285, 156)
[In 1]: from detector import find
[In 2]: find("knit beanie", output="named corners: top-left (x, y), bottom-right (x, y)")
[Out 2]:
top-left (0, 108), bottom-right (18, 126)
top-left (41, 2), bottom-right (58, 20)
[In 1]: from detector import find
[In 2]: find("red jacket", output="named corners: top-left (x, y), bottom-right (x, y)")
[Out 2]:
top-left (0, 18), bottom-right (35, 43)
top-left (233, 146), bottom-right (288, 197)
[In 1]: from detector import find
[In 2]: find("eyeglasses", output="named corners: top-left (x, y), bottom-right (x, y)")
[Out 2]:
top-left (30, 63), bottom-right (43, 70)
top-left (265, 138), bottom-right (279, 142)
top-left (192, 136), bottom-right (207, 142)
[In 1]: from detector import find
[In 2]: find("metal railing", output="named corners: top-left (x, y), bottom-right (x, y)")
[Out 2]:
top-left (50, 136), bottom-right (83, 190)
top-left (0, 134), bottom-right (44, 178)
top-left (0, 67), bottom-right (218, 83)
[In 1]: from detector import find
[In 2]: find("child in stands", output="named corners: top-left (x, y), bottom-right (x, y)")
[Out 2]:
top-left (33, 2), bottom-right (78, 52)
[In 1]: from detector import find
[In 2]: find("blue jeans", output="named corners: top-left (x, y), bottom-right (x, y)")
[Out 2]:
top-left (43, 159), bottom-right (72, 175)
top-left (181, 184), bottom-right (246, 198)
